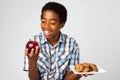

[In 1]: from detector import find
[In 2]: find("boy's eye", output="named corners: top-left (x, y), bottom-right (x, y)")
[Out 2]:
top-left (50, 20), bottom-right (56, 25)
top-left (42, 21), bottom-right (45, 23)
top-left (50, 22), bottom-right (56, 25)
top-left (41, 19), bottom-right (46, 23)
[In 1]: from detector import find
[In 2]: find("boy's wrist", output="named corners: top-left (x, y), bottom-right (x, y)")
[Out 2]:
top-left (29, 59), bottom-right (37, 64)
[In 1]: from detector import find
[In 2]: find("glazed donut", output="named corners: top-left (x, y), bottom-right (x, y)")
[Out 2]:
top-left (90, 64), bottom-right (98, 72)
top-left (89, 67), bottom-right (93, 72)
top-left (75, 64), bottom-right (84, 72)
top-left (74, 63), bottom-right (98, 72)
top-left (82, 63), bottom-right (90, 67)
top-left (74, 64), bottom-right (80, 72)
top-left (83, 66), bottom-right (90, 72)
top-left (75, 64), bottom-right (80, 69)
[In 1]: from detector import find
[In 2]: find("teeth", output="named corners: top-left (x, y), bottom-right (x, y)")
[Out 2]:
top-left (44, 31), bottom-right (50, 34)
top-left (44, 30), bottom-right (51, 35)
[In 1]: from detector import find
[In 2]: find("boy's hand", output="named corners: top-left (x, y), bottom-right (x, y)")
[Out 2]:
top-left (64, 70), bottom-right (82, 80)
top-left (25, 46), bottom-right (40, 62)
top-left (64, 70), bottom-right (94, 80)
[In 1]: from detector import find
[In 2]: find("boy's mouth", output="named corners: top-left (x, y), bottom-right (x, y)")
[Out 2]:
top-left (44, 30), bottom-right (52, 36)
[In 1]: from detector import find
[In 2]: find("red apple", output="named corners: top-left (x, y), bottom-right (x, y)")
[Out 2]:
top-left (26, 41), bottom-right (39, 53)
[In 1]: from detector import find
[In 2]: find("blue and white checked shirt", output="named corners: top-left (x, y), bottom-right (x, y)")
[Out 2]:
top-left (24, 32), bottom-right (80, 80)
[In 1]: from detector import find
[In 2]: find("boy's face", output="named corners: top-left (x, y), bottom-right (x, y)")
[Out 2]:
top-left (41, 10), bottom-right (64, 39)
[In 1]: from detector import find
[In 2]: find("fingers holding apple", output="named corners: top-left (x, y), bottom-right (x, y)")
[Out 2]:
top-left (34, 46), bottom-right (40, 55)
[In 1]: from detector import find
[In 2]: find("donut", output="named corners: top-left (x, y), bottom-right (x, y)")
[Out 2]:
top-left (89, 67), bottom-right (93, 72)
top-left (75, 64), bottom-right (80, 69)
top-left (74, 63), bottom-right (98, 72)
top-left (82, 63), bottom-right (90, 67)
top-left (90, 64), bottom-right (98, 72)
top-left (74, 64), bottom-right (80, 72)
top-left (83, 66), bottom-right (90, 72)
top-left (75, 64), bottom-right (84, 72)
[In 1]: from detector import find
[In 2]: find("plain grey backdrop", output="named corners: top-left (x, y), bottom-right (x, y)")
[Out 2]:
top-left (0, 0), bottom-right (120, 80)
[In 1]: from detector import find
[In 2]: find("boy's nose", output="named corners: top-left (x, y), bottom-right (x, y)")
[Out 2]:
top-left (45, 23), bottom-right (50, 29)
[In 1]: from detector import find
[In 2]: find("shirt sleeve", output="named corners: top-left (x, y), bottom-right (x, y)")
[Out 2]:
top-left (23, 56), bottom-right (29, 71)
top-left (69, 41), bottom-right (80, 67)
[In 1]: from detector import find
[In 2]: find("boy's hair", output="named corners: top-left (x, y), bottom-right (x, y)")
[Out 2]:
top-left (41, 2), bottom-right (67, 23)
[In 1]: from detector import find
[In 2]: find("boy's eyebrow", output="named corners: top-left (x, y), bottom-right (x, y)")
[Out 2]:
top-left (50, 19), bottom-right (57, 22)
top-left (41, 18), bottom-right (57, 22)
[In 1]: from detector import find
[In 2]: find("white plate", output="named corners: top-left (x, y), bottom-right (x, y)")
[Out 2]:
top-left (70, 65), bottom-right (106, 74)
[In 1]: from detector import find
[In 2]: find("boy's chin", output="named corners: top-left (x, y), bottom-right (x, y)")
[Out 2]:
top-left (44, 35), bottom-right (52, 39)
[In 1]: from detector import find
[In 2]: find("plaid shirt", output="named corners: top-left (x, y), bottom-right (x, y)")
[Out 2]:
top-left (23, 32), bottom-right (80, 80)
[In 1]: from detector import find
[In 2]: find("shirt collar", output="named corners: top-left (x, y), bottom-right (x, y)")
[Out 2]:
top-left (40, 32), bottom-right (47, 44)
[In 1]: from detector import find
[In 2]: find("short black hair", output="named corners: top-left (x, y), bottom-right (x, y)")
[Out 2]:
top-left (41, 2), bottom-right (67, 23)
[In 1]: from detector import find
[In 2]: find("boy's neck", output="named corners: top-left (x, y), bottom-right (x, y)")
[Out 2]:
top-left (47, 33), bottom-right (60, 46)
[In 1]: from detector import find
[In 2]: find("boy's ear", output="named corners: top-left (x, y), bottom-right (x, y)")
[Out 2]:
top-left (60, 23), bottom-right (65, 29)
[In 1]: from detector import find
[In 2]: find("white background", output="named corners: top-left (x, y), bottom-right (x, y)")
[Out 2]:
top-left (0, 0), bottom-right (120, 80)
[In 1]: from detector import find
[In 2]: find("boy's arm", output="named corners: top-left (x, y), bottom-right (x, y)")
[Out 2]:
top-left (28, 59), bottom-right (40, 80)
top-left (26, 46), bottom-right (40, 80)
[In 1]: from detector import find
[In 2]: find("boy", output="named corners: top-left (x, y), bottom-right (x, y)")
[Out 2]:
top-left (24, 2), bottom-right (84, 80)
